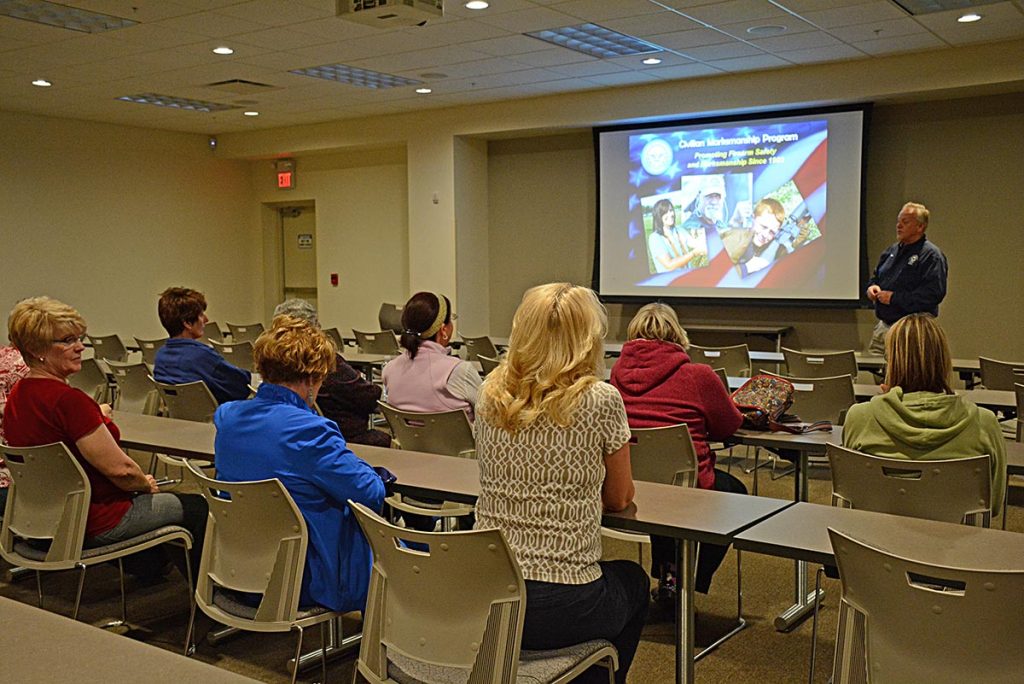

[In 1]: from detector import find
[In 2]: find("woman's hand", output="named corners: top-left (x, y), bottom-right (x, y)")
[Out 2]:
top-left (99, 403), bottom-right (113, 418)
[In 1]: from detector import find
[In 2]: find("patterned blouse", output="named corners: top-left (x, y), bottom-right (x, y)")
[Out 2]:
top-left (0, 346), bottom-right (30, 488)
top-left (474, 382), bottom-right (631, 585)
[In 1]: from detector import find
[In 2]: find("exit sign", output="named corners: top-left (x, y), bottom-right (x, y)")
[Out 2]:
top-left (275, 159), bottom-right (295, 190)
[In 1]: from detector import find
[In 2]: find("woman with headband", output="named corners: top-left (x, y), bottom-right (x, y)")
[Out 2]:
top-left (382, 292), bottom-right (481, 420)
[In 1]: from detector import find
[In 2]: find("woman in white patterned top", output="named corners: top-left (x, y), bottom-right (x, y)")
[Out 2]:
top-left (475, 283), bottom-right (648, 684)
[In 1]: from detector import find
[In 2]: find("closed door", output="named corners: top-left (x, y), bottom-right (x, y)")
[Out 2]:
top-left (281, 207), bottom-right (317, 303)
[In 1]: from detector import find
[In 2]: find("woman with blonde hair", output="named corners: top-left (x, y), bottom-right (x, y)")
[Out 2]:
top-left (475, 283), bottom-right (648, 683)
top-left (214, 315), bottom-right (387, 611)
top-left (4, 297), bottom-right (206, 581)
top-left (610, 302), bottom-right (745, 598)
top-left (844, 313), bottom-right (1005, 514)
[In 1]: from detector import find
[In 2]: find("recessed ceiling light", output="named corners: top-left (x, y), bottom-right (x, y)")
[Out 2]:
top-left (291, 63), bottom-right (423, 89)
top-left (642, 57), bottom-right (662, 65)
top-left (415, 87), bottom-right (432, 94)
top-left (747, 24), bottom-right (788, 36)
top-left (212, 46), bottom-right (234, 55)
top-left (243, 111), bottom-right (259, 116)
top-left (465, 1), bottom-right (489, 9)
top-left (31, 78), bottom-right (52, 87)
top-left (526, 23), bottom-right (662, 59)
top-left (957, 13), bottom-right (982, 23)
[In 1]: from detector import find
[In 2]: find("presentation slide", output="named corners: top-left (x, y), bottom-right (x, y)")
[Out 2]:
top-left (595, 106), bottom-right (868, 304)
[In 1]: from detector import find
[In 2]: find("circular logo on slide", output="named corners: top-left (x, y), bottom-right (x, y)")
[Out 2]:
top-left (640, 139), bottom-right (673, 176)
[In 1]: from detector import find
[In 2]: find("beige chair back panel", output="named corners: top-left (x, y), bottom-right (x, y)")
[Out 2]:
top-left (202, 321), bottom-right (224, 344)
top-left (478, 355), bottom-right (501, 376)
top-left (155, 380), bottom-right (218, 423)
top-left (322, 327), bottom-right (345, 352)
top-left (106, 359), bottom-right (159, 414)
top-left (133, 336), bottom-right (167, 366)
top-left (979, 356), bottom-right (1024, 391)
top-left (353, 330), bottom-right (400, 356)
top-left (629, 424), bottom-right (698, 488)
top-left (827, 444), bottom-right (991, 525)
top-left (378, 402), bottom-right (475, 458)
top-left (67, 357), bottom-right (109, 404)
top-left (226, 322), bottom-right (264, 344)
top-left (87, 334), bottom-right (128, 363)
top-left (460, 335), bottom-right (499, 362)
top-left (782, 348), bottom-right (858, 380)
top-left (378, 303), bottom-right (404, 335)
top-left (689, 344), bottom-right (751, 377)
top-left (829, 528), bottom-right (1024, 684)
top-left (771, 373), bottom-right (855, 424)
top-left (210, 339), bottom-right (255, 373)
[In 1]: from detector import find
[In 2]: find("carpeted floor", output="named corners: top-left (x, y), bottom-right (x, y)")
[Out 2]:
top-left (3, 447), bottom-right (1021, 683)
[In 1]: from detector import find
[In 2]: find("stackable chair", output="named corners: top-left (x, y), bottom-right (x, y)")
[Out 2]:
top-left (86, 333), bottom-right (128, 363)
top-left (225, 322), bottom-right (264, 344)
top-left (377, 302), bottom-right (404, 335)
top-left (459, 335), bottom-right (499, 362)
top-left (808, 444), bottom-right (993, 680)
top-left (782, 348), bottom-right (857, 380)
top-left (183, 462), bottom-right (341, 683)
top-left (600, 424), bottom-right (745, 660)
top-left (979, 357), bottom-right (1024, 437)
top-left (0, 443), bottom-right (193, 626)
top-left (133, 336), bottom-right (167, 366)
top-left (350, 501), bottom-right (619, 684)
top-left (322, 327), bottom-right (345, 351)
top-left (377, 402), bottom-right (475, 529)
top-left (67, 357), bottom-right (110, 404)
top-left (478, 354), bottom-right (501, 376)
top-left (106, 359), bottom-right (159, 415)
top-left (353, 329), bottom-right (400, 356)
top-left (1016, 381), bottom-right (1024, 442)
top-left (827, 528), bottom-right (1024, 684)
top-left (209, 339), bottom-right (255, 373)
top-left (689, 344), bottom-right (751, 378)
top-left (152, 380), bottom-right (219, 473)
top-left (201, 321), bottom-right (224, 344)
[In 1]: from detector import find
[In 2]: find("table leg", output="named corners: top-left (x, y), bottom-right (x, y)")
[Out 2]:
top-left (290, 617), bottom-right (361, 673)
top-left (775, 451), bottom-right (823, 631)
top-left (676, 538), bottom-right (696, 684)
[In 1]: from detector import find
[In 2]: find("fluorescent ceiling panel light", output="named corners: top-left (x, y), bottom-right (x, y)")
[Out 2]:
top-left (117, 93), bottom-right (240, 113)
top-left (892, 0), bottom-right (1001, 15)
top-left (0, 0), bottom-right (137, 33)
top-left (291, 63), bottom-right (423, 89)
top-left (525, 23), bottom-right (662, 59)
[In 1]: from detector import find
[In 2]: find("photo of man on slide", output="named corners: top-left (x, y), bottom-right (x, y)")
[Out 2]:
top-left (721, 198), bottom-right (789, 276)
top-left (642, 193), bottom-right (709, 274)
top-left (680, 174), bottom-right (727, 239)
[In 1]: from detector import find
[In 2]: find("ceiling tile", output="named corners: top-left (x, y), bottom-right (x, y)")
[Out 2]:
top-left (708, 52), bottom-right (792, 71)
top-left (829, 17), bottom-right (930, 43)
top-left (776, 43), bottom-right (867, 64)
top-left (648, 27), bottom-right (733, 50)
top-left (152, 11), bottom-right (271, 38)
top-left (475, 6), bottom-right (581, 33)
top-left (913, 3), bottom-right (1024, 46)
top-left (852, 31), bottom-right (946, 55)
top-left (682, 41), bottom-right (765, 61)
top-left (600, 10), bottom-right (706, 38)
top-left (553, 0), bottom-right (665, 22)
top-left (749, 30), bottom-right (844, 52)
top-left (461, 34), bottom-right (552, 56)
top-left (800, 2), bottom-right (908, 29)
top-left (680, 0), bottom-right (788, 26)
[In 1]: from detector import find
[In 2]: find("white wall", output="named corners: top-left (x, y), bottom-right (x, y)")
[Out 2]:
top-left (0, 111), bottom-right (260, 344)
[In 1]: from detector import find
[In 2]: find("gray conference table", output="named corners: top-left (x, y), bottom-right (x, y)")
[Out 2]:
top-left (114, 411), bottom-right (790, 684)
top-left (0, 596), bottom-right (258, 683)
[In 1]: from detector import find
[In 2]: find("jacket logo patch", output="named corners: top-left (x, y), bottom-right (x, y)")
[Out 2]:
top-left (908, 255), bottom-right (919, 266)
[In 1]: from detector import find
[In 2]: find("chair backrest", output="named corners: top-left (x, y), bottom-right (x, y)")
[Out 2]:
top-left (713, 366), bottom-right (729, 392)
top-left (209, 339), bottom-right (255, 373)
top-left (322, 327), bottom-right (345, 351)
top-left (1016, 382), bottom-right (1024, 442)
top-left (828, 528), bottom-right (1024, 684)
top-left (154, 380), bottom-right (218, 422)
top-left (0, 442), bottom-right (90, 567)
top-left (827, 443), bottom-right (991, 525)
top-left (377, 402), bottom-right (475, 458)
top-left (771, 373), bottom-right (855, 424)
top-left (226, 322), bottom-right (264, 344)
top-left (67, 357), bottom-right (109, 403)
top-left (202, 321), bottom-right (224, 344)
top-left (378, 302), bottom-right (404, 335)
top-left (87, 334), bottom-right (128, 363)
top-left (350, 501), bottom-right (526, 682)
top-left (689, 344), bottom-right (751, 377)
top-left (353, 330), bottom-right (400, 356)
top-left (132, 336), bottom-right (167, 366)
top-left (478, 354), bottom-right (500, 376)
top-left (782, 347), bottom-right (857, 380)
top-left (105, 359), bottom-right (159, 414)
top-left (184, 462), bottom-right (310, 624)
top-left (979, 356), bottom-right (1024, 391)
top-left (460, 335), bottom-right (498, 362)
top-left (629, 425), bottom-right (698, 487)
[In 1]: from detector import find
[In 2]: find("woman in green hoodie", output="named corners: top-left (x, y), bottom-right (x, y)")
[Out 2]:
top-left (843, 313), bottom-right (1005, 514)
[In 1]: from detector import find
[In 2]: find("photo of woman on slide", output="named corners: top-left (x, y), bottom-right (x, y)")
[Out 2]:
top-left (644, 197), bottom-right (708, 274)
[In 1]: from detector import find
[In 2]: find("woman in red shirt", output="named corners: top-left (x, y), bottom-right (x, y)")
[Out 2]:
top-left (610, 302), bottom-right (746, 597)
top-left (3, 297), bottom-right (206, 581)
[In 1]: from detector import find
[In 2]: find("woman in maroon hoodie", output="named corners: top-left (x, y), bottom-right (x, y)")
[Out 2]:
top-left (610, 302), bottom-right (746, 596)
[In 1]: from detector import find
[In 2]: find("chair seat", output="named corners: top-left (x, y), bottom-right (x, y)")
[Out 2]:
top-left (12, 524), bottom-right (191, 562)
top-left (211, 588), bottom-right (331, 621)
top-left (387, 639), bottom-right (615, 684)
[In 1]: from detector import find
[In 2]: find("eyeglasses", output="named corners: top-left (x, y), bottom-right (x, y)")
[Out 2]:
top-left (52, 334), bottom-right (87, 346)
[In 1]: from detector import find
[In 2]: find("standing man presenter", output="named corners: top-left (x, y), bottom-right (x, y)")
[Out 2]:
top-left (866, 202), bottom-right (947, 355)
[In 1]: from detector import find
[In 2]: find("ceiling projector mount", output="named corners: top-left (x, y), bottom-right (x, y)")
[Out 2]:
top-left (337, 0), bottom-right (443, 28)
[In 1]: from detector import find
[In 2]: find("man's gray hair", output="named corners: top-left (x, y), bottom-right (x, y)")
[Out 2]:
top-left (274, 298), bottom-right (319, 327)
